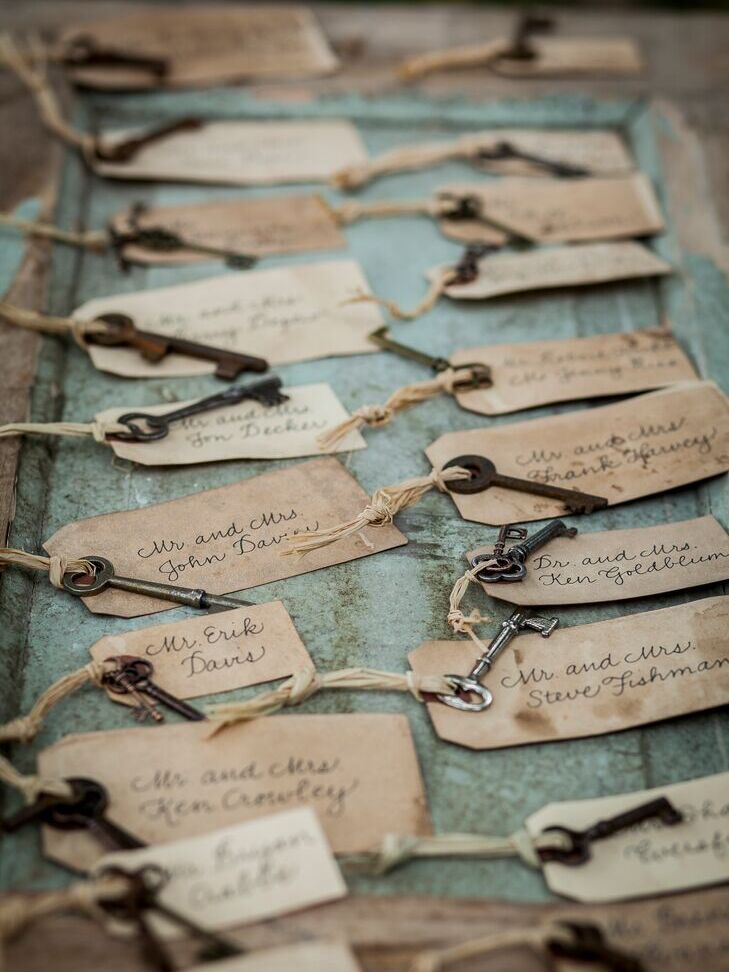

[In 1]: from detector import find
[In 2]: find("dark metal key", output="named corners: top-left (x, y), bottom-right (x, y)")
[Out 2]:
top-left (369, 326), bottom-right (492, 392)
top-left (443, 454), bottom-right (608, 515)
top-left (110, 376), bottom-right (288, 441)
top-left (62, 555), bottom-right (253, 610)
top-left (104, 656), bottom-right (206, 722)
top-left (1, 778), bottom-right (145, 851)
top-left (88, 312), bottom-right (268, 380)
top-left (472, 519), bottom-right (578, 582)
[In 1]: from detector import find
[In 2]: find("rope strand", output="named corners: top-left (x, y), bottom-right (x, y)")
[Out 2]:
top-left (411, 920), bottom-right (576, 972)
top-left (206, 666), bottom-right (453, 731)
top-left (0, 548), bottom-right (95, 589)
top-left (345, 266), bottom-right (457, 321)
top-left (0, 302), bottom-right (106, 349)
top-left (0, 421), bottom-right (124, 444)
top-left (0, 213), bottom-right (107, 251)
top-left (283, 466), bottom-right (470, 555)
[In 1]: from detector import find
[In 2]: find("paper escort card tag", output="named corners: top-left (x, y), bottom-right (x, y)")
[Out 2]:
top-left (60, 7), bottom-right (338, 90)
top-left (38, 713), bottom-right (432, 871)
top-left (435, 242), bottom-right (671, 302)
top-left (472, 516), bottom-right (729, 606)
top-left (527, 772), bottom-right (729, 902)
top-left (426, 382), bottom-right (729, 525)
top-left (97, 807), bottom-right (345, 930)
top-left (111, 195), bottom-right (345, 266)
top-left (44, 457), bottom-right (407, 618)
top-left (188, 943), bottom-right (362, 972)
top-left (75, 260), bottom-right (382, 379)
top-left (189, 945), bottom-right (360, 972)
top-left (97, 384), bottom-right (366, 465)
top-left (90, 603), bottom-right (311, 704)
top-left (450, 330), bottom-right (696, 416)
top-left (493, 38), bottom-right (643, 78)
top-left (438, 174), bottom-right (664, 245)
top-left (409, 596), bottom-right (729, 751)
top-left (94, 121), bottom-right (367, 185)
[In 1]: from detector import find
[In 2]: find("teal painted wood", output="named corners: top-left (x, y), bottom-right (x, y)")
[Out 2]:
top-left (0, 92), bottom-right (727, 902)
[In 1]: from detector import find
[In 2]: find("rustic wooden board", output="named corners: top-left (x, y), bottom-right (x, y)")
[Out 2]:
top-left (1, 4), bottom-right (728, 968)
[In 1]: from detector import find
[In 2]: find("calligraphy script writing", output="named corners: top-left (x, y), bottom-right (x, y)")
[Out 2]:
top-left (179, 399), bottom-right (327, 450)
top-left (144, 615), bottom-right (267, 679)
top-left (621, 797), bottom-right (729, 869)
top-left (130, 757), bottom-right (359, 828)
top-left (136, 509), bottom-right (320, 582)
top-left (501, 639), bottom-right (729, 709)
top-left (531, 540), bottom-right (729, 589)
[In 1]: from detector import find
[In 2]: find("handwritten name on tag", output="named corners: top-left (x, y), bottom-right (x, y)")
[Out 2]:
top-left (426, 383), bottom-right (729, 525)
top-left (111, 195), bottom-right (345, 266)
top-left (409, 596), bottom-right (729, 750)
top-left (472, 516), bottom-right (729, 606)
top-left (76, 261), bottom-right (382, 379)
top-left (90, 604), bottom-right (311, 702)
top-left (38, 714), bottom-right (432, 871)
top-left (190, 943), bottom-right (361, 972)
top-left (527, 773), bottom-right (729, 902)
top-left (494, 38), bottom-right (643, 78)
top-left (61, 7), bottom-right (338, 89)
top-left (450, 330), bottom-right (696, 415)
top-left (435, 241), bottom-right (670, 302)
top-left (439, 174), bottom-right (663, 245)
top-left (98, 384), bottom-right (365, 465)
top-left (94, 121), bottom-right (367, 185)
top-left (98, 808), bottom-right (345, 929)
top-left (44, 457), bottom-right (406, 618)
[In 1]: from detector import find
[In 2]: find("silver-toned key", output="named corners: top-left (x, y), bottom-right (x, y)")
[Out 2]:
top-left (62, 555), bottom-right (253, 610)
top-left (443, 454), bottom-right (608, 515)
top-left (434, 610), bottom-right (559, 711)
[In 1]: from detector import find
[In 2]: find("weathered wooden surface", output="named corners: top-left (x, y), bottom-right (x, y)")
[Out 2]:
top-left (0, 3), bottom-right (728, 967)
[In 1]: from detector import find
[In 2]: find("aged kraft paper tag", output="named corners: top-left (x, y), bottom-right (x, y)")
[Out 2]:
top-left (97, 383), bottom-right (366, 464)
top-left (426, 382), bottom-right (729, 525)
top-left (434, 241), bottom-right (671, 302)
top-left (188, 944), bottom-right (361, 972)
top-left (493, 38), bottom-right (643, 78)
top-left (438, 174), bottom-right (664, 245)
top-left (90, 603), bottom-right (312, 703)
top-left (111, 195), bottom-right (345, 266)
top-left (44, 457), bottom-right (407, 618)
top-left (98, 807), bottom-right (345, 930)
top-left (450, 330), bottom-right (696, 415)
top-left (409, 596), bottom-right (729, 750)
top-left (527, 772), bottom-right (729, 902)
top-left (94, 121), bottom-right (367, 185)
top-left (60, 7), bottom-right (338, 89)
top-left (75, 260), bottom-right (383, 379)
top-left (471, 516), bottom-right (729, 606)
top-left (38, 714), bottom-right (432, 871)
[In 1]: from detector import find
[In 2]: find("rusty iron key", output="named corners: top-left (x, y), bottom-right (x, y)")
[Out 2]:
top-left (471, 519), bottom-right (578, 582)
top-left (62, 555), bottom-right (253, 611)
top-left (443, 454), bottom-right (608, 515)
top-left (110, 376), bottom-right (288, 442)
top-left (369, 326), bottom-right (492, 393)
top-left (1, 777), bottom-right (145, 851)
top-left (104, 656), bottom-right (206, 723)
top-left (88, 312), bottom-right (268, 380)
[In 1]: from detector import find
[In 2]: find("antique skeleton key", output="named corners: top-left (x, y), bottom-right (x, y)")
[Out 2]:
top-left (435, 610), bottom-right (559, 711)
top-left (443, 455), bottom-right (608, 515)
top-left (370, 326), bottom-right (492, 392)
top-left (471, 520), bottom-right (578, 582)
top-left (88, 312), bottom-right (268, 380)
top-left (104, 656), bottom-right (206, 723)
top-left (62, 555), bottom-right (253, 611)
top-left (1, 778), bottom-right (145, 851)
top-left (110, 376), bottom-right (288, 442)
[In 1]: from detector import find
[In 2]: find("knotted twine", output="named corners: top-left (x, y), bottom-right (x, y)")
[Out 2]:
top-left (398, 38), bottom-right (515, 82)
top-left (346, 265), bottom-right (458, 321)
top-left (0, 302), bottom-right (107, 349)
top-left (284, 465), bottom-right (470, 555)
top-left (0, 658), bottom-right (110, 803)
top-left (0, 212), bottom-right (108, 253)
top-left (0, 873), bottom-right (135, 972)
top-left (319, 369), bottom-right (483, 450)
top-left (207, 666), bottom-right (453, 731)
top-left (0, 420), bottom-right (126, 445)
top-left (410, 920), bottom-right (580, 972)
